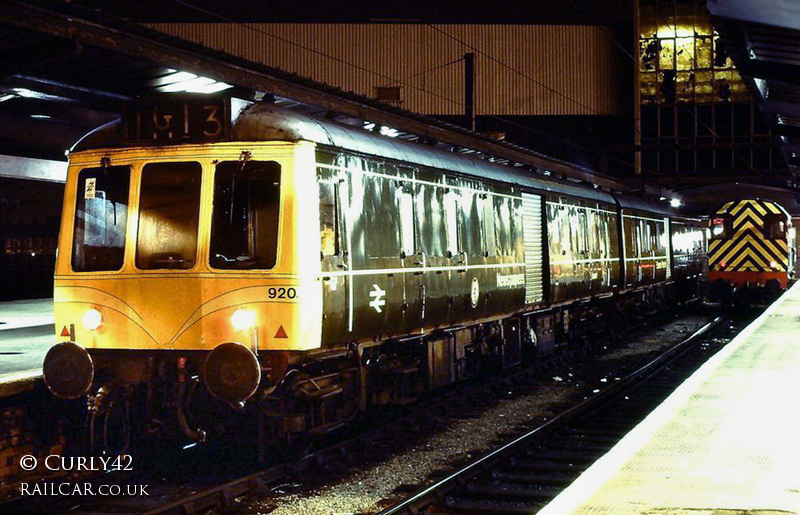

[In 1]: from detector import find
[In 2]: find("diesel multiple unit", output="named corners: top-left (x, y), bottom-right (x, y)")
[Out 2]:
top-left (42, 95), bottom-right (706, 448)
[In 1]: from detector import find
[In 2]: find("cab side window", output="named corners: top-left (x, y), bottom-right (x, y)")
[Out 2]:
top-left (764, 214), bottom-right (786, 240)
top-left (710, 216), bottom-right (732, 239)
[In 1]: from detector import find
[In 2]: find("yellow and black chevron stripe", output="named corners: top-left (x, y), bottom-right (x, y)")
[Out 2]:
top-left (709, 199), bottom-right (789, 272)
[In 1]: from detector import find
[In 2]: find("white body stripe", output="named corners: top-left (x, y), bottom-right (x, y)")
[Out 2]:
top-left (550, 257), bottom-right (619, 265)
top-left (321, 262), bottom-right (525, 278)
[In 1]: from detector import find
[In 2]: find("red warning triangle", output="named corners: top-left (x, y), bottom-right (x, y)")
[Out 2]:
top-left (60, 326), bottom-right (71, 337)
top-left (274, 326), bottom-right (288, 339)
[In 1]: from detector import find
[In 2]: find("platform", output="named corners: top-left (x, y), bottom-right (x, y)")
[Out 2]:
top-left (540, 281), bottom-right (800, 514)
top-left (0, 299), bottom-right (53, 395)
top-left (0, 298), bottom-right (54, 331)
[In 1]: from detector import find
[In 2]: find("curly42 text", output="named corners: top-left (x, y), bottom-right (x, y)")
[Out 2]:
top-left (19, 455), bottom-right (134, 472)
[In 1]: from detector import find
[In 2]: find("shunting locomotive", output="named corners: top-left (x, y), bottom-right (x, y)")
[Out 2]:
top-left (42, 94), bottom-right (706, 450)
top-left (708, 199), bottom-right (795, 301)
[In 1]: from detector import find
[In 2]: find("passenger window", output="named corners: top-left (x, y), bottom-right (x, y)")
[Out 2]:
top-left (319, 181), bottom-right (338, 257)
top-left (481, 194), bottom-right (496, 257)
top-left (493, 195), bottom-right (513, 256)
top-left (578, 210), bottom-right (588, 256)
top-left (659, 220), bottom-right (669, 254)
top-left (398, 185), bottom-right (415, 257)
top-left (459, 190), bottom-right (481, 257)
top-left (415, 184), bottom-right (447, 257)
top-left (363, 175), bottom-right (400, 259)
top-left (72, 166), bottom-right (130, 272)
top-left (444, 191), bottom-right (459, 256)
top-left (210, 160), bottom-right (281, 269)
top-left (136, 162), bottom-right (202, 270)
top-left (635, 220), bottom-right (644, 257)
top-left (623, 216), bottom-right (635, 258)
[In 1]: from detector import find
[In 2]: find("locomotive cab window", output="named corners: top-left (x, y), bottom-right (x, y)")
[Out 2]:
top-left (136, 162), bottom-right (202, 270)
top-left (72, 165), bottom-right (130, 272)
top-left (211, 160), bottom-right (281, 269)
top-left (764, 214), bottom-right (786, 240)
top-left (710, 216), bottom-right (731, 238)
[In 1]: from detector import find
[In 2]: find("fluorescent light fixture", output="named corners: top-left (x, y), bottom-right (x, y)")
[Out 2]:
top-left (380, 126), bottom-right (400, 138)
top-left (13, 87), bottom-right (38, 98)
top-left (363, 121), bottom-right (376, 131)
top-left (670, 198), bottom-right (682, 208)
top-left (30, 114), bottom-right (51, 120)
top-left (155, 70), bottom-right (233, 94)
top-left (11, 87), bottom-right (73, 102)
top-left (0, 94), bottom-right (15, 103)
top-left (157, 71), bottom-right (197, 86)
top-left (161, 77), bottom-right (213, 92)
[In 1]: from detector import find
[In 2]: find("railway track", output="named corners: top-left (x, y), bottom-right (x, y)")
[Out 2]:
top-left (3, 308), bottom-right (723, 514)
top-left (377, 315), bottom-right (733, 514)
top-left (4, 345), bottom-right (578, 515)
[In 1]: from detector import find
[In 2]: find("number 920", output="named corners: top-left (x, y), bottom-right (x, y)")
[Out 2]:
top-left (268, 287), bottom-right (297, 299)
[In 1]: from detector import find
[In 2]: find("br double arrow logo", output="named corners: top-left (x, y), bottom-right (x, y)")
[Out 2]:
top-left (369, 284), bottom-right (386, 313)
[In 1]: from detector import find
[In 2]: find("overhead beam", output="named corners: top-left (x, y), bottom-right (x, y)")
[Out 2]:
top-left (2, 75), bottom-right (130, 111)
top-left (707, 0), bottom-right (800, 33)
top-left (757, 99), bottom-right (800, 119)
top-left (0, 154), bottom-right (66, 182)
top-left (650, 174), bottom-right (790, 186)
top-left (0, 1), bottom-right (630, 192)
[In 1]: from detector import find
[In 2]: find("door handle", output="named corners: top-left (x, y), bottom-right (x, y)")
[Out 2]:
top-left (457, 251), bottom-right (467, 272)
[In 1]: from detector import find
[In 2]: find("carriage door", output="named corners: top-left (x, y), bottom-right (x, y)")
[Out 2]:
top-left (397, 168), bottom-right (422, 330)
top-left (413, 170), bottom-right (451, 325)
top-left (318, 166), bottom-right (350, 344)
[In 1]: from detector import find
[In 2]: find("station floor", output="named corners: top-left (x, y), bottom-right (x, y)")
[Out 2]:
top-left (540, 281), bottom-right (800, 514)
top-left (0, 298), bottom-right (53, 390)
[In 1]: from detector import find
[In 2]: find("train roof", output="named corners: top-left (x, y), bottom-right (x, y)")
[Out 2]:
top-left (72, 101), bottom-right (617, 204)
top-left (233, 104), bottom-right (618, 204)
top-left (615, 196), bottom-right (677, 218)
